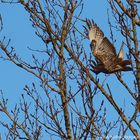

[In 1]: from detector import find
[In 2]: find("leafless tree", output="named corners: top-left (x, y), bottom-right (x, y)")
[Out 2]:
top-left (0, 0), bottom-right (139, 139)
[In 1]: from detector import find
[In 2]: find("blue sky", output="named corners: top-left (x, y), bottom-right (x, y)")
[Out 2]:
top-left (0, 1), bottom-right (110, 103)
top-left (0, 0), bottom-right (138, 139)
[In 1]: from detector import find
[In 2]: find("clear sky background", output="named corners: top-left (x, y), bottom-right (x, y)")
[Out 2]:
top-left (0, 1), bottom-right (111, 102)
top-left (0, 0), bottom-right (138, 139)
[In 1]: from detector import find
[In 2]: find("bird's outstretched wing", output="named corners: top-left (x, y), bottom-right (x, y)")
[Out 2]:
top-left (85, 19), bottom-right (117, 69)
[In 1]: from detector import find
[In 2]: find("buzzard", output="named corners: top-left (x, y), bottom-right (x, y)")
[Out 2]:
top-left (84, 19), bottom-right (132, 74)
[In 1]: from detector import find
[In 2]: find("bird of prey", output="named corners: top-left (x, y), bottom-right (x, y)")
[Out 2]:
top-left (84, 19), bottom-right (132, 74)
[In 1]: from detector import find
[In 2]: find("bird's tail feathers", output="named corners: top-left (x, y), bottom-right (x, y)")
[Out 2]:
top-left (120, 60), bottom-right (132, 66)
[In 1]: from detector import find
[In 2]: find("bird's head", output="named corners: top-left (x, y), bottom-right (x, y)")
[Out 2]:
top-left (90, 40), bottom-right (96, 49)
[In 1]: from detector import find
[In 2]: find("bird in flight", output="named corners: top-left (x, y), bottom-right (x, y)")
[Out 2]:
top-left (84, 19), bottom-right (132, 74)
